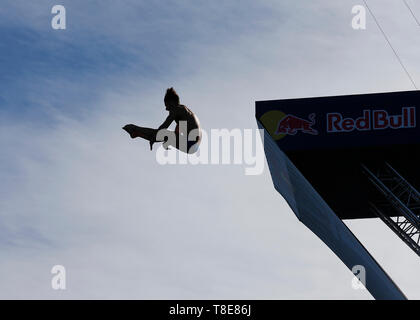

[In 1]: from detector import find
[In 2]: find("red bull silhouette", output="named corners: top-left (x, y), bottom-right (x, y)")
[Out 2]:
top-left (276, 113), bottom-right (318, 135)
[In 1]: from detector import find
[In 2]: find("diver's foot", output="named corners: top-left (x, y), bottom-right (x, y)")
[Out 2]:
top-left (122, 124), bottom-right (138, 139)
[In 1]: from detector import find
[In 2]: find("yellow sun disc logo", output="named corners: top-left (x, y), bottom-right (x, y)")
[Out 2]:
top-left (259, 110), bottom-right (287, 140)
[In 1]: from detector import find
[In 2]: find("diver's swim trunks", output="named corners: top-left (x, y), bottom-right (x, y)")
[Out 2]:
top-left (175, 123), bottom-right (201, 154)
top-left (187, 136), bottom-right (201, 154)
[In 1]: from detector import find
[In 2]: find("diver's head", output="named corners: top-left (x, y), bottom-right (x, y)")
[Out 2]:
top-left (164, 87), bottom-right (180, 110)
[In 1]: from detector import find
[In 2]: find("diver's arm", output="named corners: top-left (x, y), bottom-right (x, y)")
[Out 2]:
top-left (150, 114), bottom-right (174, 151)
top-left (158, 114), bottom-right (174, 130)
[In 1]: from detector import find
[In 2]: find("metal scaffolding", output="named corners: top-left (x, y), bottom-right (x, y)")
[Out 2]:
top-left (362, 162), bottom-right (420, 257)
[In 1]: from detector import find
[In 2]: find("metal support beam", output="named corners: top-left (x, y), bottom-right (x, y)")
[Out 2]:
top-left (362, 163), bottom-right (420, 257)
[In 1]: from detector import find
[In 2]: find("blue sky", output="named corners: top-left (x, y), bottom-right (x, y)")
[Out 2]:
top-left (0, 0), bottom-right (419, 299)
top-left (0, 0), bottom-right (282, 120)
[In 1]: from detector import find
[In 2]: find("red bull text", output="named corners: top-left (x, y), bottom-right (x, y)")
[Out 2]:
top-left (327, 107), bottom-right (416, 133)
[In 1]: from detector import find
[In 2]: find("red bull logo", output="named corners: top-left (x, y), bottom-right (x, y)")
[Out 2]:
top-left (276, 113), bottom-right (318, 135)
top-left (259, 111), bottom-right (318, 140)
top-left (327, 107), bottom-right (416, 132)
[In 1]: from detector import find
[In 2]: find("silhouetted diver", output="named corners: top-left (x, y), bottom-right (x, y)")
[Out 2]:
top-left (123, 88), bottom-right (201, 154)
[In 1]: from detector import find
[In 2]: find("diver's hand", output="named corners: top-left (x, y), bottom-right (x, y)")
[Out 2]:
top-left (162, 140), bottom-right (170, 150)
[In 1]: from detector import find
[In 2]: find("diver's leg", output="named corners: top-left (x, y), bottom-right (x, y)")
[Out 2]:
top-left (172, 133), bottom-right (191, 154)
top-left (159, 132), bottom-right (200, 154)
top-left (156, 129), bottom-right (178, 150)
top-left (164, 131), bottom-right (201, 154)
top-left (123, 124), bottom-right (157, 142)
